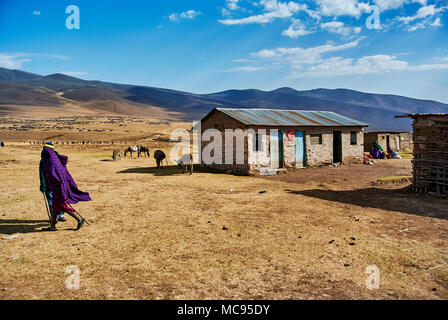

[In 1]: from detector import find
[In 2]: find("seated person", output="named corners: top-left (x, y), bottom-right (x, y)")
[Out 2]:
top-left (370, 147), bottom-right (381, 159)
top-left (370, 142), bottom-right (387, 159)
top-left (387, 147), bottom-right (403, 159)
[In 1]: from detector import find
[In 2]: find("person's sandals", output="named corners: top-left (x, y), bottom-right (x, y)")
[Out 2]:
top-left (75, 219), bottom-right (85, 231)
top-left (42, 226), bottom-right (57, 232)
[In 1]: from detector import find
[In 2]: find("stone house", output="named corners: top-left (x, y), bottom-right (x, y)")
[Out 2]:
top-left (364, 131), bottom-right (412, 152)
top-left (199, 108), bottom-right (369, 175)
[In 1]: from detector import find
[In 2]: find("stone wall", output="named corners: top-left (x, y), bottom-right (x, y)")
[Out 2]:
top-left (200, 110), bottom-right (248, 172)
top-left (304, 127), bottom-right (333, 166)
top-left (342, 129), bottom-right (364, 164)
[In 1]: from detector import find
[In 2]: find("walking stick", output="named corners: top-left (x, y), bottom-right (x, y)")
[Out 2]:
top-left (42, 192), bottom-right (52, 223)
top-left (68, 204), bottom-right (90, 226)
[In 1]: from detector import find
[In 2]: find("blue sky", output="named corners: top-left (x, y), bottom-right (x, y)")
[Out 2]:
top-left (1, 0), bottom-right (447, 102)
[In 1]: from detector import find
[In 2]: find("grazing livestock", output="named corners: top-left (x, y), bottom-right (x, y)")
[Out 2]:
top-left (154, 150), bottom-right (166, 169)
top-left (124, 146), bottom-right (138, 158)
top-left (138, 146), bottom-right (150, 158)
top-left (112, 150), bottom-right (122, 161)
top-left (177, 154), bottom-right (193, 175)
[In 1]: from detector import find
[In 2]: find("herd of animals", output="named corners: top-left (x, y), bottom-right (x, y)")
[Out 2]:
top-left (112, 145), bottom-right (193, 174)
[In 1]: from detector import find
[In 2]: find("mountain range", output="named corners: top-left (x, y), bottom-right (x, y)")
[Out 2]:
top-left (1, 67), bottom-right (448, 131)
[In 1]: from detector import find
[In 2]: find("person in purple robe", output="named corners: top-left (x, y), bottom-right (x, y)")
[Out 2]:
top-left (40, 142), bottom-right (91, 231)
top-left (370, 147), bottom-right (381, 159)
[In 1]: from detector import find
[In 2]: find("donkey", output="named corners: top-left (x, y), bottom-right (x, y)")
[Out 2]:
top-left (138, 146), bottom-right (150, 158)
top-left (112, 149), bottom-right (122, 161)
top-left (177, 153), bottom-right (193, 175)
top-left (154, 150), bottom-right (166, 169)
top-left (124, 146), bottom-right (138, 158)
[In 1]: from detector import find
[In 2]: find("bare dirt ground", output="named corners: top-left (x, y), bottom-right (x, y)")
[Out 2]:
top-left (1, 118), bottom-right (447, 300)
top-left (264, 160), bottom-right (412, 190)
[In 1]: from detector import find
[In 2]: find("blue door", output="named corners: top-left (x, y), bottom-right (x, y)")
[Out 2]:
top-left (270, 130), bottom-right (279, 169)
top-left (295, 131), bottom-right (305, 168)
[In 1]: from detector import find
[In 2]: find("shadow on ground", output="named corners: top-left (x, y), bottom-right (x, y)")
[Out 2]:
top-left (287, 187), bottom-right (448, 220)
top-left (0, 219), bottom-right (49, 235)
top-left (117, 165), bottom-right (227, 176)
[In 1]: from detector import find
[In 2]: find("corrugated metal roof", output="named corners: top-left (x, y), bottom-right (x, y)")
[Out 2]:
top-left (215, 108), bottom-right (368, 127)
top-left (366, 130), bottom-right (410, 134)
top-left (396, 113), bottom-right (448, 119)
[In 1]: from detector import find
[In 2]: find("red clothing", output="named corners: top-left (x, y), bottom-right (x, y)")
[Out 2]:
top-left (52, 202), bottom-right (75, 215)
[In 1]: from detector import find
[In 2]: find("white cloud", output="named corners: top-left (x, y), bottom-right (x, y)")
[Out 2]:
top-left (222, 66), bottom-right (272, 72)
top-left (251, 39), bottom-right (362, 69)
top-left (60, 71), bottom-right (88, 77)
top-left (226, 0), bottom-right (240, 10)
top-left (290, 54), bottom-right (448, 77)
top-left (407, 22), bottom-right (426, 31)
top-left (232, 58), bottom-right (254, 63)
top-left (396, 4), bottom-right (445, 31)
top-left (245, 38), bottom-right (448, 78)
top-left (282, 19), bottom-right (313, 38)
top-left (0, 54), bottom-right (31, 69)
top-left (373, 0), bottom-right (427, 11)
top-left (398, 4), bottom-right (443, 24)
top-left (32, 11), bottom-right (41, 15)
top-left (321, 21), bottom-right (362, 36)
top-left (305, 8), bottom-right (322, 21)
top-left (169, 10), bottom-right (201, 22)
top-left (219, 0), bottom-right (307, 25)
top-left (315, 0), bottom-right (371, 17)
top-left (431, 17), bottom-right (442, 27)
top-left (0, 53), bottom-right (68, 69)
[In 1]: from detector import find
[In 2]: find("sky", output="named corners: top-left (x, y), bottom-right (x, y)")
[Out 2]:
top-left (1, 0), bottom-right (448, 103)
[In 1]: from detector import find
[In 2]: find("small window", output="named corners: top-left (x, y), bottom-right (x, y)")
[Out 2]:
top-left (310, 134), bottom-right (323, 145)
top-left (350, 131), bottom-right (357, 145)
top-left (254, 133), bottom-right (263, 151)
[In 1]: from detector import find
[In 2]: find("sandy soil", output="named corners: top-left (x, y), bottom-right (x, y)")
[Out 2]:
top-left (0, 120), bottom-right (447, 300)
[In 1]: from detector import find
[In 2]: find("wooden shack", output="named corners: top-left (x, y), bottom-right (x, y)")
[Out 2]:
top-left (200, 108), bottom-right (369, 175)
top-left (396, 113), bottom-right (448, 196)
top-left (364, 131), bottom-right (412, 152)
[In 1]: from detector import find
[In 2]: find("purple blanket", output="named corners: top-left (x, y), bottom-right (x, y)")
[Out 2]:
top-left (41, 146), bottom-right (91, 204)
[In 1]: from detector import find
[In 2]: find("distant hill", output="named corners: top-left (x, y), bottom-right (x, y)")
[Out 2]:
top-left (1, 67), bottom-right (448, 131)
top-left (0, 67), bottom-right (42, 82)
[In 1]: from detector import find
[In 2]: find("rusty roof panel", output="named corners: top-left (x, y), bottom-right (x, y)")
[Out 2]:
top-left (216, 108), bottom-right (368, 127)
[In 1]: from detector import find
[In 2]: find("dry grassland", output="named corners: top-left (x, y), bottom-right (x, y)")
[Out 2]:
top-left (0, 117), bottom-right (447, 300)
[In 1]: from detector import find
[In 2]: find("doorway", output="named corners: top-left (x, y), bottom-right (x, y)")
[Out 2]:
top-left (295, 131), bottom-right (306, 168)
top-left (278, 130), bottom-right (284, 168)
top-left (333, 131), bottom-right (342, 163)
top-left (270, 130), bottom-right (284, 169)
top-left (386, 135), bottom-right (391, 150)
